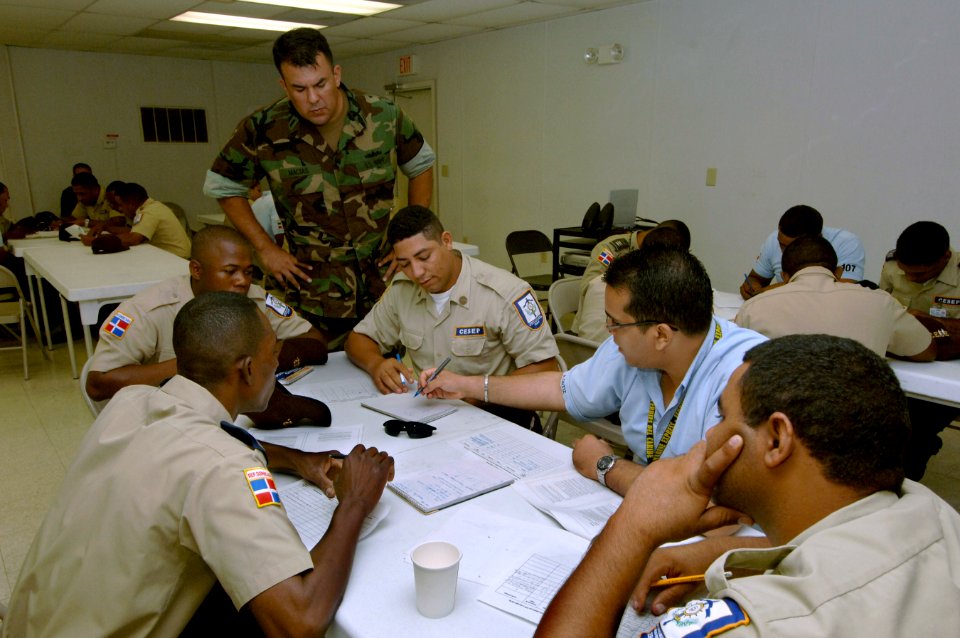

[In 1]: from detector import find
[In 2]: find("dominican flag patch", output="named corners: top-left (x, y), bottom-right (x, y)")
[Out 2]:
top-left (265, 293), bottom-right (293, 317)
top-left (597, 251), bottom-right (614, 266)
top-left (244, 467), bottom-right (282, 508)
top-left (103, 312), bottom-right (134, 339)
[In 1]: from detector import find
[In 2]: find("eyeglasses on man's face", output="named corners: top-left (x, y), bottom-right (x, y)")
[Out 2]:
top-left (383, 419), bottom-right (436, 439)
top-left (604, 318), bottom-right (678, 333)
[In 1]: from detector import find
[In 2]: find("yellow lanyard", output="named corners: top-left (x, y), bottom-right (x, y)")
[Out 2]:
top-left (645, 322), bottom-right (723, 463)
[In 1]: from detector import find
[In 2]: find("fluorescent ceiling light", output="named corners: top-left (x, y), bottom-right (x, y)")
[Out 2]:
top-left (241, 0), bottom-right (401, 16)
top-left (171, 11), bottom-right (325, 32)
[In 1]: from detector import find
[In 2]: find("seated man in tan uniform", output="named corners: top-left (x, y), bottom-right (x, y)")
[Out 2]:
top-left (735, 235), bottom-right (936, 361)
top-left (536, 335), bottom-right (960, 637)
top-left (87, 225), bottom-right (328, 426)
top-left (66, 171), bottom-right (122, 226)
top-left (5, 292), bottom-right (394, 636)
top-left (82, 181), bottom-right (192, 258)
top-left (345, 205), bottom-right (559, 427)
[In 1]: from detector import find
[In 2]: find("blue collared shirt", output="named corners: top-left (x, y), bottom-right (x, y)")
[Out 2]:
top-left (561, 317), bottom-right (767, 464)
top-left (753, 226), bottom-right (865, 282)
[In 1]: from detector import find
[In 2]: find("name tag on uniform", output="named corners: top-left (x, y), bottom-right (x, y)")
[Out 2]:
top-left (934, 296), bottom-right (960, 306)
top-left (455, 326), bottom-right (484, 337)
top-left (279, 165), bottom-right (321, 179)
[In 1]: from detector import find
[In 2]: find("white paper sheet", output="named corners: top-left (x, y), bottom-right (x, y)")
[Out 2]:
top-left (513, 466), bottom-right (623, 539)
top-left (388, 456), bottom-right (515, 513)
top-left (309, 378), bottom-right (379, 402)
top-left (361, 393), bottom-right (460, 422)
top-left (616, 605), bottom-right (666, 638)
top-left (279, 479), bottom-right (390, 548)
top-left (457, 424), bottom-right (570, 479)
top-left (250, 424), bottom-right (363, 454)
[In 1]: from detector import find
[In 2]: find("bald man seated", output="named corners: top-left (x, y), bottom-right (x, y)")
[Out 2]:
top-left (86, 225), bottom-right (328, 426)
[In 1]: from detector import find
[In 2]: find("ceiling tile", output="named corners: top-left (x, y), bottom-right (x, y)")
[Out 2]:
top-left (110, 36), bottom-right (183, 53)
top-left (334, 38), bottom-right (410, 57)
top-left (386, 22), bottom-right (482, 43)
top-left (385, 0), bottom-right (516, 22)
top-left (60, 12), bottom-right (158, 36)
top-left (85, 0), bottom-right (201, 20)
top-left (0, 27), bottom-right (47, 47)
top-left (449, 2), bottom-right (578, 29)
top-left (39, 31), bottom-right (122, 49)
top-left (0, 0), bottom-right (90, 9)
top-left (0, 6), bottom-right (74, 29)
top-left (323, 16), bottom-right (425, 38)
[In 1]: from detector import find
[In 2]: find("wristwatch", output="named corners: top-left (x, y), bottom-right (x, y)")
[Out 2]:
top-left (596, 455), bottom-right (617, 487)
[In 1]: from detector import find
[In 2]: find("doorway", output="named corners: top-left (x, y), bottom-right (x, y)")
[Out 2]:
top-left (387, 81), bottom-right (439, 216)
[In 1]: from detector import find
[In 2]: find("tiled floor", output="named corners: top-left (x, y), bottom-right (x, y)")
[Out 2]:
top-left (0, 341), bottom-right (958, 612)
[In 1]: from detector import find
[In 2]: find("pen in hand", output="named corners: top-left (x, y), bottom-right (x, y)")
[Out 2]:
top-left (395, 353), bottom-right (408, 385)
top-left (414, 356), bottom-right (452, 397)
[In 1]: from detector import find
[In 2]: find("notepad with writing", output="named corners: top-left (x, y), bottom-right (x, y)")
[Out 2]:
top-left (388, 456), bottom-right (515, 514)
top-left (360, 393), bottom-right (458, 423)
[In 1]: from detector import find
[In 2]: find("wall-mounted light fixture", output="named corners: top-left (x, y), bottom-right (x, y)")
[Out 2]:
top-left (584, 43), bottom-right (624, 65)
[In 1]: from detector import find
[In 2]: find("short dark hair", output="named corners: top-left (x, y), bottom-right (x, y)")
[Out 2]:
top-left (116, 182), bottom-right (148, 204)
top-left (174, 292), bottom-right (267, 387)
top-left (272, 27), bottom-right (334, 72)
top-left (604, 247), bottom-right (713, 334)
top-left (105, 180), bottom-right (125, 194)
top-left (739, 334), bottom-right (907, 492)
top-left (642, 226), bottom-right (687, 251)
top-left (191, 225), bottom-right (252, 262)
top-left (895, 221), bottom-right (950, 266)
top-left (778, 205), bottom-right (823, 239)
top-left (781, 235), bottom-right (838, 277)
top-left (387, 205), bottom-right (444, 245)
top-left (655, 219), bottom-right (691, 250)
top-left (72, 163), bottom-right (92, 174)
top-left (71, 172), bottom-right (99, 188)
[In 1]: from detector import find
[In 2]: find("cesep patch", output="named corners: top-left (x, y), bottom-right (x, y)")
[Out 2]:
top-left (244, 467), bottom-right (282, 508)
top-left (265, 293), bottom-right (293, 317)
top-left (513, 291), bottom-right (544, 330)
top-left (642, 599), bottom-right (749, 637)
top-left (455, 326), bottom-right (484, 337)
top-left (597, 251), bottom-right (614, 266)
top-left (103, 312), bottom-right (134, 339)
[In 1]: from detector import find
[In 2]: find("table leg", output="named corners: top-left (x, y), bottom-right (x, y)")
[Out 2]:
top-left (35, 276), bottom-right (54, 351)
top-left (83, 324), bottom-right (94, 359)
top-left (24, 272), bottom-right (52, 359)
top-left (60, 295), bottom-right (78, 379)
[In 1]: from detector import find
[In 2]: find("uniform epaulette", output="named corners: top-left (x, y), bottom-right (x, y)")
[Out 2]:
top-left (885, 248), bottom-right (897, 262)
top-left (473, 260), bottom-right (527, 301)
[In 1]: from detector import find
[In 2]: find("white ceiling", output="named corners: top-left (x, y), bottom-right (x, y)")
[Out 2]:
top-left (0, 0), bottom-right (644, 63)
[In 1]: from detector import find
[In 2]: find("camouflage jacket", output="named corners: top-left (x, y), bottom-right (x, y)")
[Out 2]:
top-left (210, 84), bottom-right (428, 319)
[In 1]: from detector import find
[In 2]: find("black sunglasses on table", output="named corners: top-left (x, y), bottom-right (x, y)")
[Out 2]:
top-left (382, 419), bottom-right (436, 439)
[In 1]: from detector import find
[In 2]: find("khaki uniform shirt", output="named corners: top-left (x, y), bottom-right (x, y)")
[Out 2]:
top-left (70, 187), bottom-right (120, 223)
top-left (130, 198), bottom-right (192, 259)
top-left (570, 275), bottom-right (608, 343)
top-left (578, 230), bottom-right (641, 297)
top-left (90, 275), bottom-right (312, 373)
top-left (354, 254), bottom-right (558, 377)
top-left (735, 266), bottom-right (932, 357)
top-left (880, 249), bottom-right (960, 320)
top-left (3, 377), bottom-right (312, 637)
top-left (652, 481), bottom-right (960, 637)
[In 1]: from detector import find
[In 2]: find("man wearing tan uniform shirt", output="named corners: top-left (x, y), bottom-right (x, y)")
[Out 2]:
top-left (86, 225), bottom-right (325, 403)
top-left (735, 235), bottom-right (936, 361)
top-left (346, 206), bottom-right (559, 427)
top-left (87, 181), bottom-right (192, 258)
top-left (4, 292), bottom-right (393, 636)
top-left (67, 171), bottom-right (121, 224)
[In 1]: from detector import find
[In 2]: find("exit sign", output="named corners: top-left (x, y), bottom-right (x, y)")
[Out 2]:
top-left (399, 54), bottom-right (418, 76)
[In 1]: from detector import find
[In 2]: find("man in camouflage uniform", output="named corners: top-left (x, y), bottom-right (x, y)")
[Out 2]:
top-left (205, 28), bottom-right (435, 348)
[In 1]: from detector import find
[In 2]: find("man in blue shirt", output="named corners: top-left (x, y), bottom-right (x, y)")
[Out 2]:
top-left (419, 247), bottom-right (767, 496)
top-left (740, 204), bottom-right (865, 299)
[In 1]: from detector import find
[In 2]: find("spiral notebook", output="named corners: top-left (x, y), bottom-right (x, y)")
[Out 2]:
top-left (360, 393), bottom-right (459, 423)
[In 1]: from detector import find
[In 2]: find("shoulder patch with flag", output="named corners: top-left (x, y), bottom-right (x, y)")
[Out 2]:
top-left (642, 599), bottom-right (749, 637)
top-left (265, 293), bottom-right (293, 317)
top-left (597, 250), bottom-right (614, 266)
top-left (512, 291), bottom-right (544, 330)
top-left (103, 312), bottom-right (134, 339)
top-left (244, 467), bottom-right (282, 508)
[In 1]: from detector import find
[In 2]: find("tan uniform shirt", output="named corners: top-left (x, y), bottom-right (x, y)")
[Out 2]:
top-left (129, 198), bottom-right (191, 258)
top-left (90, 275), bottom-right (312, 373)
top-left (570, 275), bottom-right (608, 343)
top-left (735, 266), bottom-right (932, 357)
top-left (672, 481), bottom-right (960, 637)
top-left (578, 230), bottom-right (641, 297)
top-left (70, 187), bottom-right (120, 223)
top-left (354, 254), bottom-right (558, 377)
top-left (880, 249), bottom-right (960, 320)
top-left (3, 377), bottom-right (312, 637)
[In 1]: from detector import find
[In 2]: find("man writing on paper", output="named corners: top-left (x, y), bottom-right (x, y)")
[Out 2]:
top-left (419, 247), bottom-right (767, 494)
top-left (535, 335), bottom-right (960, 637)
top-left (205, 28), bottom-right (435, 348)
top-left (87, 225), bottom-right (329, 427)
top-left (345, 205), bottom-right (559, 428)
top-left (4, 292), bottom-right (395, 636)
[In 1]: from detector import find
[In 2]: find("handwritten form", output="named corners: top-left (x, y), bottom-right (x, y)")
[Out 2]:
top-left (512, 466), bottom-right (623, 538)
top-left (279, 479), bottom-right (390, 548)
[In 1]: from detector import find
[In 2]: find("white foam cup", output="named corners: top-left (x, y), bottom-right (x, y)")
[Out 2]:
top-left (411, 540), bottom-right (462, 618)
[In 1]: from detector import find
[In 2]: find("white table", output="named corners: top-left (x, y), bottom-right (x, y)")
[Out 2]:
top-left (20, 242), bottom-right (187, 378)
top-left (272, 353), bottom-right (572, 638)
top-left (887, 360), bottom-right (960, 408)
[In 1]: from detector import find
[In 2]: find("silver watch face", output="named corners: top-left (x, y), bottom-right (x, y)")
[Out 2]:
top-left (597, 455), bottom-right (616, 472)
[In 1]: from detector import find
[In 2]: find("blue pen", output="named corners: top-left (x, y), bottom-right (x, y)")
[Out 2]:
top-left (395, 353), bottom-right (408, 385)
top-left (414, 356), bottom-right (452, 397)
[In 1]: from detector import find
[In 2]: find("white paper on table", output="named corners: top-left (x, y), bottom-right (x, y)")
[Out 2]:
top-left (405, 504), bottom-right (585, 587)
top-left (361, 392), bottom-right (460, 423)
top-left (309, 378), bottom-right (379, 402)
top-left (250, 424), bottom-right (362, 454)
top-left (388, 456), bottom-right (514, 513)
top-left (455, 424), bottom-right (570, 479)
top-left (279, 479), bottom-right (390, 548)
top-left (616, 605), bottom-right (666, 638)
top-left (512, 466), bottom-right (623, 539)
top-left (477, 529), bottom-right (590, 624)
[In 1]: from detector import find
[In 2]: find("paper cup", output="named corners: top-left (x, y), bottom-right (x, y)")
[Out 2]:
top-left (411, 540), bottom-right (462, 618)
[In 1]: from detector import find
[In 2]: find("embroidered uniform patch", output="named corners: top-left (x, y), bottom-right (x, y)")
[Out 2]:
top-left (597, 251), bottom-right (614, 266)
top-left (265, 293), bottom-right (293, 317)
top-left (513, 291), bottom-right (544, 330)
top-left (103, 312), bottom-right (134, 339)
top-left (455, 326), bottom-right (485, 337)
top-left (642, 599), bottom-right (749, 638)
top-left (244, 467), bottom-right (282, 508)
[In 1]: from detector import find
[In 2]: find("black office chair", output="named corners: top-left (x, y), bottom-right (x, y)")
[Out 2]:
top-left (505, 230), bottom-right (554, 292)
top-left (581, 202), bottom-right (601, 234)
top-left (596, 202), bottom-right (614, 236)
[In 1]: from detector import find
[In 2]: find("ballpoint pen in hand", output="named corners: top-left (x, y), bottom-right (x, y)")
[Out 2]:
top-left (395, 353), bottom-right (408, 385)
top-left (414, 356), bottom-right (452, 397)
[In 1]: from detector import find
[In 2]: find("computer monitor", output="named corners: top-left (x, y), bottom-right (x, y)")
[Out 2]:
top-left (609, 189), bottom-right (638, 228)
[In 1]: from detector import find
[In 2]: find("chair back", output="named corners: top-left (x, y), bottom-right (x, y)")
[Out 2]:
top-left (548, 277), bottom-right (582, 335)
top-left (0, 265), bottom-right (29, 379)
top-left (163, 201), bottom-right (192, 235)
top-left (596, 202), bottom-right (614, 235)
top-left (580, 202), bottom-right (601, 233)
top-left (505, 230), bottom-right (554, 292)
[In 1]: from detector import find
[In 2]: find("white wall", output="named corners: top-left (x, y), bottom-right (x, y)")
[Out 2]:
top-left (3, 46), bottom-right (281, 221)
top-left (345, 0), bottom-right (960, 289)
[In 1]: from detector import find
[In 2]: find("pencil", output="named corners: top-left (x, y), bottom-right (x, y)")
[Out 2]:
top-left (649, 571), bottom-right (732, 588)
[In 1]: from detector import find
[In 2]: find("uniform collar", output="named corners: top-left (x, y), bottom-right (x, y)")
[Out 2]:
top-left (160, 375), bottom-right (233, 426)
top-left (284, 82), bottom-right (364, 144)
top-left (790, 266), bottom-right (837, 282)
